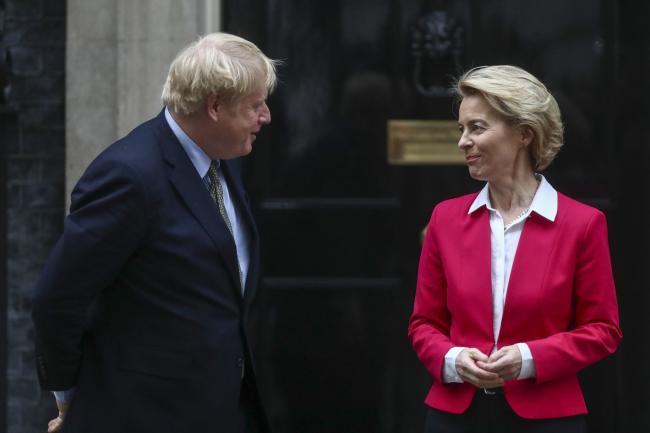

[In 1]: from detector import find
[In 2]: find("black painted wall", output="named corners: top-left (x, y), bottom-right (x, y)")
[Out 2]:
top-left (1, 0), bottom-right (65, 431)
top-left (1, 109), bottom-right (11, 433)
top-left (612, 1), bottom-right (650, 431)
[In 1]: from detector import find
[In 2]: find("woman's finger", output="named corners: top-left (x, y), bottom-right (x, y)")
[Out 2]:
top-left (479, 353), bottom-right (521, 380)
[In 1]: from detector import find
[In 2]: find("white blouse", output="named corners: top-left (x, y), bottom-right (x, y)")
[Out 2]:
top-left (442, 175), bottom-right (558, 383)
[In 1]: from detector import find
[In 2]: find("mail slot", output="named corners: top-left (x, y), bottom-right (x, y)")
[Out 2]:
top-left (387, 119), bottom-right (464, 165)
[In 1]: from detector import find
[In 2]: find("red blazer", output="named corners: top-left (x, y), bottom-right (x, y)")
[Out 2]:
top-left (408, 191), bottom-right (622, 419)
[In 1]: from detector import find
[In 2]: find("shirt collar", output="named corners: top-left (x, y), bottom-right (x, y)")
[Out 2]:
top-left (468, 174), bottom-right (558, 222)
top-left (164, 107), bottom-right (216, 178)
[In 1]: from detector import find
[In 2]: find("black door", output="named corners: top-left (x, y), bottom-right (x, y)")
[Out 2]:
top-left (225, 1), bottom-right (647, 432)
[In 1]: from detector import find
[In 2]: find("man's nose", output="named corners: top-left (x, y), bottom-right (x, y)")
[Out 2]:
top-left (259, 103), bottom-right (271, 125)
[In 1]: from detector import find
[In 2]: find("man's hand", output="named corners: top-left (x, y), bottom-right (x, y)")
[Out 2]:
top-left (477, 345), bottom-right (522, 381)
top-left (47, 400), bottom-right (68, 433)
top-left (456, 348), bottom-right (504, 388)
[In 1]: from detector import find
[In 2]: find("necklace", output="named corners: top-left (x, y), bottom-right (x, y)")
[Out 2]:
top-left (503, 206), bottom-right (531, 231)
top-left (495, 174), bottom-right (541, 232)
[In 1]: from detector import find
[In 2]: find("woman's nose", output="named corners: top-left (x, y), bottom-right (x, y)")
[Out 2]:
top-left (458, 130), bottom-right (470, 149)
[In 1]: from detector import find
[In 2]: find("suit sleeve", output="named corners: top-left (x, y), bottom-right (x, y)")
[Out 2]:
top-left (408, 206), bottom-right (455, 383)
top-left (31, 155), bottom-right (150, 390)
top-left (527, 210), bottom-right (622, 383)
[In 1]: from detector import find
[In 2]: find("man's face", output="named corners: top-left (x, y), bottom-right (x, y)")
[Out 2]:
top-left (212, 86), bottom-right (271, 159)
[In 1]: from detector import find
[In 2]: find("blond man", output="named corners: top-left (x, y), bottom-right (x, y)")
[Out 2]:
top-left (32, 33), bottom-right (278, 433)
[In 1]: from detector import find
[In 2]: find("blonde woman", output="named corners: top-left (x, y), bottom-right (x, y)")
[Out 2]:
top-left (409, 65), bottom-right (621, 432)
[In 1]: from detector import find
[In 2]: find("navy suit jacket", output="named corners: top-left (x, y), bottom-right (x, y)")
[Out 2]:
top-left (32, 110), bottom-right (263, 432)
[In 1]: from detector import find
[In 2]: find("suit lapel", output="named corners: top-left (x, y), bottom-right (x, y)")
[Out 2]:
top-left (220, 160), bottom-right (260, 302)
top-left (461, 206), bottom-right (495, 343)
top-left (500, 212), bottom-right (558, 338)
top-left (153, 112), bottom-right (242, 294)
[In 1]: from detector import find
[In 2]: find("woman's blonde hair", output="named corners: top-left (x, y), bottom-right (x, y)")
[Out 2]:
top-left (162, 32), bottom-right (279, 115)
top-left (454, 65), bottom-right (564, 171)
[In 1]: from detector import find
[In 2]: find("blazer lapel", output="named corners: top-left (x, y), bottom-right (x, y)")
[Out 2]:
top-left (461, 206), bottom-right (495, 344)
top-left (221, 160), bottom-right (260, 301)
top-left (153, 112), bottom-right (242, 293)
top-left (500, 213), bottom-right (558, 338)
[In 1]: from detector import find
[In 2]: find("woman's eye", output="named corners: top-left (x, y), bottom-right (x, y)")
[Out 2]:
top-left (458, 123), bottom-right (485, 134)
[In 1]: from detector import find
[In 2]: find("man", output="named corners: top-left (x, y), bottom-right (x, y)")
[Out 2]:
top-left (31, 32), bottom-right (277, 433)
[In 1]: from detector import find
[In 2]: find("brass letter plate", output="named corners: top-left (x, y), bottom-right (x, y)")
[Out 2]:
top-left (387, 120), bottom-right (463, 165)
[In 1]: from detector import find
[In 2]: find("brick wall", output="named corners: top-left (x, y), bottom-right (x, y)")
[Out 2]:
top-left (2, 0), bottom-right (66, 431)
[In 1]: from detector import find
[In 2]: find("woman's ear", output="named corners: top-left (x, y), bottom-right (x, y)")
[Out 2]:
top-left (520, 125), bottom-right (534, 147)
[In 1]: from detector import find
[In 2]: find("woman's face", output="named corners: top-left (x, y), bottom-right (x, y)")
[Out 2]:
top-left (457, 94), bottom-right (531, 182)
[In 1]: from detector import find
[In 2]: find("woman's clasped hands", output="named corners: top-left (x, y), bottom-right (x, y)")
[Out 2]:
top-left (455, 345), bottom-right (523, 388)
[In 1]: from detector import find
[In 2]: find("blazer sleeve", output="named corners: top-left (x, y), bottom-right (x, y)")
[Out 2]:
top-left (31, 155), bottom-right (150, 390)
top-left (408, 205), bottom-right (455, 383)
top-left (527, 210), bottom-right (622, 383)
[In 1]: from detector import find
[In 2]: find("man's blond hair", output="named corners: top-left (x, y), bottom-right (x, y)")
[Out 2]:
top-left (162, 32), bottom-right (278, 115)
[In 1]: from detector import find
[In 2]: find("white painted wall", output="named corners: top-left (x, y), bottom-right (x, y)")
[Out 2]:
top-left (66, 0), bottom-right (221, 203)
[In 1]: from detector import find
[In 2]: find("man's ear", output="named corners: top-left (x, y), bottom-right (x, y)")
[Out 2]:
top-left (205, 95), bottom-right (220, 122)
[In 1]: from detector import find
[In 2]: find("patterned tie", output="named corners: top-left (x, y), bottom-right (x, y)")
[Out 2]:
top-left (207, 161), bottom-right (244, 291)
top-left (207, 161), bottom-right (233, 236)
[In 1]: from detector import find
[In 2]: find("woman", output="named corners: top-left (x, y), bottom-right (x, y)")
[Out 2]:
top-left (408, 65), bottom-right (622, 432)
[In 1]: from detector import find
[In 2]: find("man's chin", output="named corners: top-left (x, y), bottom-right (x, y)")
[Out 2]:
top-left (221, 143), bottom-right (253, 160)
